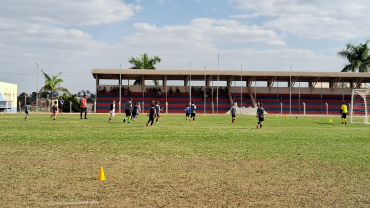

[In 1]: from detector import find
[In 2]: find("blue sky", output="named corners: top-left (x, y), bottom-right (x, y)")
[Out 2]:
top-left (1, 0), bottom-right (369, 94)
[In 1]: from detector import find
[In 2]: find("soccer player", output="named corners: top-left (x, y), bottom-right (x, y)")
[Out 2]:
top-left (58, 96), bottom-right (64, 115)
top-left (123, 97), bottom-right (133, 123)
top-left (190, 101), bottom-right (196, 123)
top-left (132, 102), bottom-right (138, 121)
top-left (80, 95), bottom-right (88, 119)
top-left (50, 101), bottom-right (58, 120)
top-left (340, 101), bottom-right (348, 124)
top-left (185, 104), bottom-right (191, 121)
top-left (154, 101), bottom-right (161, 123)
top-left (24, 104), bottom-right (31, 121)
top-left (146, 103), bottom-right (156, 127)
top-left (256, 103), bottom-right (265, 129)
top-left (230, 102), bottom-right (237, 123)
top-left (137, 102), bottom-right (141, 117)
top-left (108, 100), bottom-right (115, 122)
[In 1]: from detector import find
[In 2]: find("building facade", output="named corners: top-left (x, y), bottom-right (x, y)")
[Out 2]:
top-left (0, 81), bottom-right (18, 112)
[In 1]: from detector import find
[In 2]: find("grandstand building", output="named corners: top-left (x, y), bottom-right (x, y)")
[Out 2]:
top-left (0, 81), bottom-right (17, 112)
top-left (91, 69), bottom-right (370, 115)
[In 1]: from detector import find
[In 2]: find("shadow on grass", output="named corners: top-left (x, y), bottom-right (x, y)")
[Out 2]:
top-left (315, 122), bottom-right (336, 125)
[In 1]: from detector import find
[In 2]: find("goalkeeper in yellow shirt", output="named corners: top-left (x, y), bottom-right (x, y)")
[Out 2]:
top-left (340, 101), bottom-right (348, 124)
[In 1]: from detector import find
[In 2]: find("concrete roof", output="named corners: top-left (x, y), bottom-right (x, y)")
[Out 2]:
top-left (91, 69), bottom-right (370, 83)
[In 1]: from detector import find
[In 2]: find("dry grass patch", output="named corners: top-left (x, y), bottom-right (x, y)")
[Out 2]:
top-left (1, 151), bottom-right (369, 207)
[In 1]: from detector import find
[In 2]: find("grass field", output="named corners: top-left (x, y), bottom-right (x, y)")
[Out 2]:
top-left (0, 113), bottom-right (369, 207)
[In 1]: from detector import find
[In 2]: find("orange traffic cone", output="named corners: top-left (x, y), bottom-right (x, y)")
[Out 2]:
top-left (285, 115), bottom-right (287, 118)
top-left (99, 167), bottom-right (106, 181)
top-left (313, 117), bottom-right (315, 121)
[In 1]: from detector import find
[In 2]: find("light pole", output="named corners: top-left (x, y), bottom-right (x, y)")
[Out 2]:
top-left (189, 62), bottom-right (191, 104)
top-left (217, 54), bottom-right (219, 114)
top-left (204, 65), bottom-right (206, 115)
top-left (289, 66), bottom-right (292, 115)
top-left (240, 64), bottom-right (242, 108)
top-left (119, 64), bottom-right (121, 114)
top-left (36, 63), bottom-right (38, 110)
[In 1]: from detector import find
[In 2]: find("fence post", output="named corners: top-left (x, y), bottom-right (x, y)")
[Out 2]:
top-left (326, 102), bottom-right (328, 115)
top-left (303, 102), bottom-right (306, 115)
top-left (70, 102), bottom-right (72, 113)
top-left (281, 102), bottom-right (283, 114)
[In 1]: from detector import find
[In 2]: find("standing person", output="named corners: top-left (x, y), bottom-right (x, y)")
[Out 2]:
top-left (58, 96), bottom-right (64, 115)
top-left (340, 101), bottom-right (348, 124)
top-left (190, 101), bottom-right (196, 123)
top-left (146, 103), bottom-right (156, 127)
top-left (132, 102), bottom-right (138, 121)
top-left (230, 102), bottom-right (237, 123)
top-left (256, 103), bottom-right (265, 129)
top-left (108, 100), bottom-right (115, 122)
top-left (80, 94), bottom-right (88, 119)
top-left (154, 101), bottom-right (161, 123)
top-left (123, 97), bottom-right (133, 123)
top-left (51, 101), bottom-right (58, 120)
top-left (24, 104), bottom-right (31, 121)
top-left (185, 104), bottom-right (191, 121)
top-left (137, 102), bottom-right (141, 117)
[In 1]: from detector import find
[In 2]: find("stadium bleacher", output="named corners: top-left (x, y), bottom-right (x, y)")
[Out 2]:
top-left (97, 89), bottom-right (351, 114)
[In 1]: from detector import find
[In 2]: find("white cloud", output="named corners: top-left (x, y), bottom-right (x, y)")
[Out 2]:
top-left (229, 13), bottom-right (260, 19)
top-left (230, 0), bottom-right (370, 40)
top-left (133, 18), bottom-right (282, 44)
top-left (0, 0), bottom-right (142, 26)
top-left (118, 19), bottom-right (341, 74)
top-left (267, 40), bottom-right (285, 46)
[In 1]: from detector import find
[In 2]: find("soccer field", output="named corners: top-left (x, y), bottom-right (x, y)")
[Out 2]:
top-left (0, 113), bottom-right (369, 207)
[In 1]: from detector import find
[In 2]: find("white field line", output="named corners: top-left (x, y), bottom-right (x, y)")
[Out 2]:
top-left (45, 201), bottom-right (98, 206)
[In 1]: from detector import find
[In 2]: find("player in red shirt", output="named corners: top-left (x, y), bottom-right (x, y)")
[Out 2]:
top-left (80, 95), bottom-right (88, 119)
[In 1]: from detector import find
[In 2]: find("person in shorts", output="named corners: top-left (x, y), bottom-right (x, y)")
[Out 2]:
top-left (191, 101), bottom-right (196, 123)
top-left (58, 96), bottom-right (64, 115)
top-left (50, 101), bottom-right (58, 120)
top-left (137, 102), bottom-right (141, 117)
top-left (340, 101), bottom-right (348, 124)
top-left (146, 103), bottom-right (156, 127)
top-left (132, 102), bottom-right (138, 121)
top-left (230, 102), bottom-right (237, 123)
top-left (123, 97), bottom-right (133, 123)
top-left (256, 103), bottom-right (265, 129)
top-left (185, 104), bottom-right (191, 121)
top-left (24, 104), bottom-right (31, 121)
top-left (80, 95), bottom-right (88, 119)
top-left (108, 100), bottom-right (115, 122)
top-left (154, 101), bottom-right (161, 123)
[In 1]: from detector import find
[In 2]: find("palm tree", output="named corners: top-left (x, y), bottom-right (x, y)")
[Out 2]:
top-left (40, 70), bottom-right (70, 111)
top-left (128, 53), bottom-right (162, 85)
top-left (337, 40), bottom-right (370, 72)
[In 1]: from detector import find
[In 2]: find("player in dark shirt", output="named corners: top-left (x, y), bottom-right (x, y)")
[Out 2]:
top-left (191, 101), bottom-right (196, 123)
top-left (146, 103), bottom-right (156, 127)
top-left (256, 103), bottom-right (265, 129)
top-left (108, 100), bottom-right (115, 122)
top-left (132, 102), bottom-right (138, 121)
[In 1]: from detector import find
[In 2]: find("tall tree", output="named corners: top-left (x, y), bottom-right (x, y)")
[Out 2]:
top-left (62, 93), bottom-right (80, 112)
top-left (128, 53), bottom-right (162, 85)
top-left (40, 70), bottom-right (70, 110)
top-left (337, 40), bottom-right (370, 72)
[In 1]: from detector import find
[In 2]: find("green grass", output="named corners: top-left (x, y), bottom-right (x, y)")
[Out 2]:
top-left (0, 113), bottom-right (369, 207)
